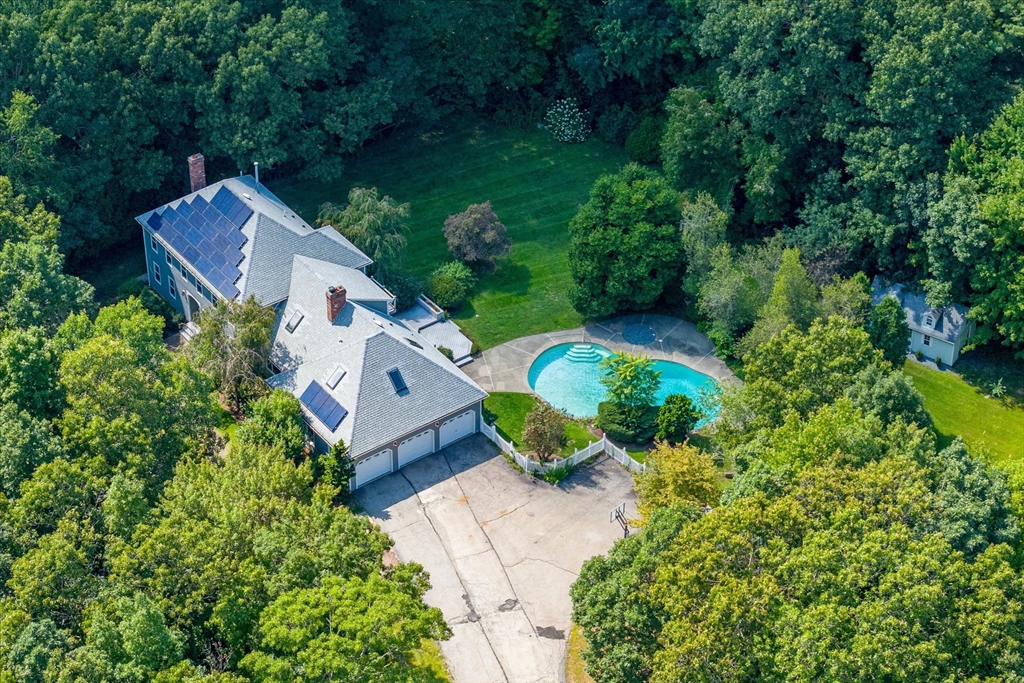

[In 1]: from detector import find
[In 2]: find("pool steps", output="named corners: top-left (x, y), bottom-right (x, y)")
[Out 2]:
top-left (564, 344), bottom-right (605, 363)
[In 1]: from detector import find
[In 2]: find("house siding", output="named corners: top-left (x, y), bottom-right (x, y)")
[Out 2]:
top-left (911, 330), bottom-right (955, 366)
top-left (142, 227), bottom-right (182, 314)
top-left (144, 227), bottom-right (223, 321)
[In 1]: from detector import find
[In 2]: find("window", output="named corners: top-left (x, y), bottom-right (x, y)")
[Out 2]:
top-left (196, 281), bottom-right (204, 298)
top-left (923, 334), bottom-right (932, 347)
top-left (166, 251), bottom-right (172, 265)
top-left (285, 310), bottom-right (304, 333)
top-left (153, 263), bottom-right (161, 284)
top-left (150, 232), bottom-right (158, 252)
top-left (168, 277), bottom-right (176, 298)
top-left (387, 368), bottom-right (408, 395)
top-left (924, 314), bottom-right (934, 327)
top-left (326, 366), bottom-right (345, 389)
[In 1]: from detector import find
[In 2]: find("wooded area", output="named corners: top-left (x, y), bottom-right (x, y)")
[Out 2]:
top-left (2, 0), bottom-right (1024, 680)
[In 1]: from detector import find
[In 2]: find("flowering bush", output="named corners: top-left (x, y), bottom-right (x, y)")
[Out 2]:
top-left (545, 99), bottom-right (589, 143)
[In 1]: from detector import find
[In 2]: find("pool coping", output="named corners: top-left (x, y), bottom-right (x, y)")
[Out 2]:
top-left (460, 313), bottom-right (737, 395)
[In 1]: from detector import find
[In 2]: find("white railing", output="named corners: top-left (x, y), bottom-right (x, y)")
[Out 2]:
top-left (480, 422), bottom-right (646, 476)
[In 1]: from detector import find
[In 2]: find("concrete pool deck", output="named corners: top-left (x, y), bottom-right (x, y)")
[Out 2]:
top-left (462, 313), bottom-right (736, 393)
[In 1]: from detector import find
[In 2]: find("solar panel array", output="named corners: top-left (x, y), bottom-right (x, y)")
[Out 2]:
top-left (146, 185), bottom-right (254, 299)
top-left (300, 380), bottom-right (348, 431)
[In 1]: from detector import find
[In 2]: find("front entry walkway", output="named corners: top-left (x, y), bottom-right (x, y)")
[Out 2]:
top-left (462, 313), bottom-right (735, 393)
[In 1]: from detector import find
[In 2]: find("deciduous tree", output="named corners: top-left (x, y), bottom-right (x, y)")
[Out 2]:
top-left (443, 201), bottom-right (511, 266)
top-left (522, 402), bottom-right (566, 460)
top-left (634, 442), bottom-right (719, 523)
top-left (568, 165), bottom-right (682, 318)
top-left (866, 295), bottom-right (912, 366)
top-left (318, 188), bottom-right (409, 277)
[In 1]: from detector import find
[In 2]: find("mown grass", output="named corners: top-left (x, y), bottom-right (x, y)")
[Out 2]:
top-left (566, 625), bottom-right (596, 683)
top-left (410, 640), bottom-right (451, 682)
top-left (482, 391), bottom-right (595, 457)
top-left (904, 360), bottom-right (1024, 466)
top-left (274, 116), bottom-right (628, 349)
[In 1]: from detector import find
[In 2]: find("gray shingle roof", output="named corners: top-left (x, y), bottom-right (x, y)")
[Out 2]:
top-left (871, 276), bottom-right (970, 343)
top-left (267, 256), bottom-right (486, 456)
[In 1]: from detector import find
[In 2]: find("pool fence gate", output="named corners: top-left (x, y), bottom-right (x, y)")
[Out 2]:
top-left (480, 421), bottom-right (647, 476)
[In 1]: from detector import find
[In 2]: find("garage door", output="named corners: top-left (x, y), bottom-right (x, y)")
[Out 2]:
top-left (398, 430), bottom-right (434, 467)
top-left (439, 410), bottom-right (475, 448)
top-left (354, 449), bottom-right (392, 488)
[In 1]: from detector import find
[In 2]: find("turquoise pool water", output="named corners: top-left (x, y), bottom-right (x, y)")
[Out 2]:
top-left (527, 343), bottom-right (720, 421)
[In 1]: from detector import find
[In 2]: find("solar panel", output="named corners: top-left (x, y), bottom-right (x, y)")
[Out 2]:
top-left (299, 381), bottom-right (347, 431)
top-left (147, 186), bottom-right (254, 300)
top-left (388, 368), bottom-right (408, 395)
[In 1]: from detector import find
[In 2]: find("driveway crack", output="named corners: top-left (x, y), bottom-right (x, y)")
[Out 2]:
top-left (398, 468), bottom-right (512, 683)
top-left (444, 451), bottom-right (548, 641)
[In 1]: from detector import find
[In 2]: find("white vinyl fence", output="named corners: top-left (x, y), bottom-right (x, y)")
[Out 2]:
top-left (480, 421), bottom-right (646, 476)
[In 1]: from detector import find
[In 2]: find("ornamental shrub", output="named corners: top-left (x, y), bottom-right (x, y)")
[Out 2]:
top-left (655, 394), bottom-right (701, 442)
top-left (384, 270), bottom-right (422, 312)
top-left (625, 116), bottom-right (665, 164)
top-left (545, 98), bottom-right (589, 143)
top-left (426, 261), bottom-right (477, 309)
top-left (596, 402), bottom-right (658, 443)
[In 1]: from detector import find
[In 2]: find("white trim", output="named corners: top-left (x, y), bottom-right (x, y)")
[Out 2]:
top-left (923, 334), bottom-right (932, 347)
top-left (153, 263), bottom-right (161, 284)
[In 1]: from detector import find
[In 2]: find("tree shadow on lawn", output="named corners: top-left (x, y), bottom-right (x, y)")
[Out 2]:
top-left (479, 260), bottom-right (532, 297)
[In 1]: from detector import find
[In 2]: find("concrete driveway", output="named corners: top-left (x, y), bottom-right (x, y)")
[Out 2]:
top-left (356, 434), bottom-right (638, 683)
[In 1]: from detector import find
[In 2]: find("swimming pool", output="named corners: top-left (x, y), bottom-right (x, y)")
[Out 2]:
top-left (526, 343), bottom-right (720, 421)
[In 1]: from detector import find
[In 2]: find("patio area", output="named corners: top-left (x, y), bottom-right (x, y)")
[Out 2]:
top-left (461, 314), bottom-right (736, 393)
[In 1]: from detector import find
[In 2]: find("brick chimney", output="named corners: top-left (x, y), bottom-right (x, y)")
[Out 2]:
top-left (326, 285), bottom-right (347, 322)
top-left (188, 154), bottom-right (207, 192)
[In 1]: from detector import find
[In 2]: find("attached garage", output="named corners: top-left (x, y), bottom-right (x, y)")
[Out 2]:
top-left (398, 430), bottom-right (434, 467)
top-left (354, 448), bottom-right (393, 488)
top-left (439, 410), bottom-right (476, 448)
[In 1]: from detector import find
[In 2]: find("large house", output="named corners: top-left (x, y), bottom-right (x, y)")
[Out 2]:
top-left (136, 156), bottom-right (487, 488)
top-left (871, 276), bottom-right (976, 366)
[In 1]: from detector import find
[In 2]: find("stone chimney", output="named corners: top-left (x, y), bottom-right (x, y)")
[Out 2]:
top-left (326, 285), bottom-right (347, 322)
top-left (188, 154), bottom-right (207, 192)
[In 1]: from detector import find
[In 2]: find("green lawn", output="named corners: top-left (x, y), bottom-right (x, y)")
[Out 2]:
top-left (274, 116), bottom-right (628, 349)
top-left (904, 360), bottom-right (1024, 465)
top-left (482, 392), bottom-right (596, 457)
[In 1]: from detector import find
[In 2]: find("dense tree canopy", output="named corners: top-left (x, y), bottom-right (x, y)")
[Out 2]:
top-left (573, 314), bottom-right (1024, 683)
top-left (568, 164), bottom-right (683, 318)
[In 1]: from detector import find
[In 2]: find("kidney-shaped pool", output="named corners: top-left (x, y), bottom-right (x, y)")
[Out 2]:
top-left (526, 343), bottom-right (720, 422)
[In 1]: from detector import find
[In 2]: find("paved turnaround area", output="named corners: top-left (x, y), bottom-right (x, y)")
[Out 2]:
top-left (356, 435), bottom-right (637, 682)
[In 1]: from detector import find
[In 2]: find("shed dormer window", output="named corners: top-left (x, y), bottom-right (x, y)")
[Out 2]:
top-left (924, 314), bottom-right (935, 328)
